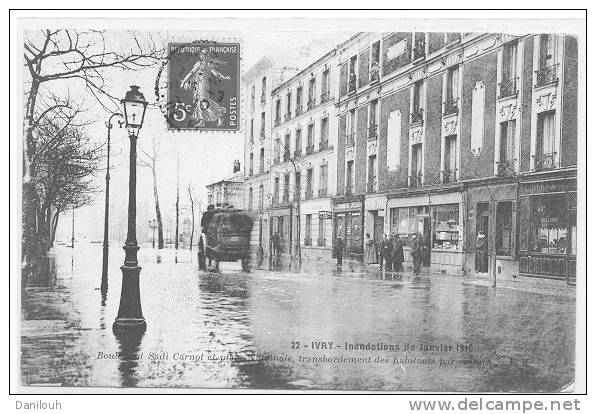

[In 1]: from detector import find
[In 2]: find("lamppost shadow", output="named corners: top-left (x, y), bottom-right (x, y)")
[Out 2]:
top-left (114, 329), bottom-right (145, 388)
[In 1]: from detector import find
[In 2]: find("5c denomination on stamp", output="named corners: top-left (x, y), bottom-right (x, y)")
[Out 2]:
top-left (166, 42), bottom-right (240, 131)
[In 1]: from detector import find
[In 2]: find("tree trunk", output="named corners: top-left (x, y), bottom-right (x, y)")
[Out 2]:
top-left (152, 163), bottom-right (164, 249)
top-left (189, 198), bottom-right (194, 251)
top-left (49, 212), bottom-right (60, 246)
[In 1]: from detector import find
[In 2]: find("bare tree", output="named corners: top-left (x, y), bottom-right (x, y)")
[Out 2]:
top-left (22, 29), bottom-right (165, 270)
top-left (138, 135), bottom-right (165, 249)
top-left (186, 182), bottom-right (197, 251)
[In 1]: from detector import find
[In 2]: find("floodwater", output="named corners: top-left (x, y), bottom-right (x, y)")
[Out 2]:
top-left (20, 244), bottom-right (575, 391)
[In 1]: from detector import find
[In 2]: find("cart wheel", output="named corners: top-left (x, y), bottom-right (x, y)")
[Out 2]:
top-left (241, 257), bottom-right (250, 273)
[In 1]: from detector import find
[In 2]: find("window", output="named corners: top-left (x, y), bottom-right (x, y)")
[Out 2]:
top-left (295, 129), bottom-right (302, 156)
top-left (296, 85), bottom-right (303, 114)
top-left (446, 66), bottom-right (459, 102)
top-left (411, 143), bottom-right (423, 185)
top-left (305, 214), bottom-right (312, 239)
top-left (307, 124), bottom-right (314, 148)
top-left (370, 41), bottom-right (381, 82)
top-left (367, 154), bottom-right (377, 192)
top-left (413, 32), bottom-right (426, 59)
top-left (260, 112), bottom-right (265, 138)
top-left (250, 118), bottom-right (254, 141)
top-left (284, 133), bottom-right (291, 160)
top-left (443, 135), bottom-right (457, 182)
top-left (411, 81), bottom-right (424, 124)
top-left (284, 174), bottom-right (290, 198)
top-left (346, 160), bottom-right (354, 194)
top-left (389, 206), bottom-right (429, 247)
top-left (275, 99), bottom-right (281, 125)
top-left (250, 85), bottom-right (255, 111)
top-left (295, 171), bottom-right (301, 197)
top-left (261, 77), bottom-right (267, 103)
top-left (348, 55), bottom-right (357, 93)
top-left (318, 215), bottom-right (326, 246)
top-left (308, 77), bottom-right (316, 109)
top-left (249, 152), bottom-right (254, 176)
top-left (530, 194), bottom-right (567, 254)
top-left (319, 163), bottom-right (328, 196)
top-left (306, 168), bottom-right (313, 198)
top-left (347, 109), bottom-right (356, 145)
top-left (321, 69), bottom-right (330, 101)
top-left (498, 120), bottom-right (516, 176)
top-left (248, 187), bottom-right (253, 210)
top-left (259, 185), bottom-right (264, 209)
top-left (539, 34), bottom-right (557, 69)
top-left (321, 117), bottom-right (329, 143)
top-left (536, 110), bottom-right (556, 170)
top-left (502, 41), bottom-right (518, 84)
top-left (274, 177), bottom-right (280, 202)
top-left (496, 201), bottom-right (513, 256)
top-left (259, 148), bottom-right (265, 173)
top-left (432, 204), bottom-right (460, 250)
top-left (368, 99), bottom-right (378, 138)
top-left (286, 91), bottom-right (292, 118)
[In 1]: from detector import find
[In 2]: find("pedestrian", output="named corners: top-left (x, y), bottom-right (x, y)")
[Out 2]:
top-left (411, 233), bottom-right (423, 275)
top-left (335, 236), bottom-right (344, 266)
top-left (271, 232), bottom-right (281, 256)
top-left (392, 235), bottom-right (404, 272)
top-left (256, 244), bottom-right (264, 269)
top-left (475, 231), bottom-right (487, 272)
top-left (364, 233), bottom-right (377, 265)
top-left (380, 234), bottom-right (393, 271)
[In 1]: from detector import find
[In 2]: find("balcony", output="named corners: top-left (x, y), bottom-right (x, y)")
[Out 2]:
top-left (274, 117), bottom-right (281, 127)
top-left (320, 90), bottom-right (331, 103)
top-left (282, 191), bottom-right (290, 203)
top-left (443, 98), bottom-right (459, 116)
top-left (366, 181), bottom-right (377, 193)
top-left (441, 168), bottom-right (457, 183)
top-left (294, 149), bottom-right (302, 158)
top-left (305, 187), bottom-right (313, 200)
top-left (295, 105), bottom-right (303, 117)
top-left (307, 99), bottom-right (316, 111)
top-left (410, 108), bottom-right (424, 125)
top-left (499, 77), bottom-right (518, 99)
top-left (408, 173), bottom-right (423, 188)
top-left (284, 112), bottom-right (292, 122)
top-left (318, 188), bottom-right (328, 198)
top-left (496, 159), bottom-right (516, 177)
top-left (306, 144), bottom-right (315, 155)
top-left (368, 124), bottom-right (378, 140)
top-left (534, 152), bottom-right (557, 171)
top-left (535, 64), bottom-right (559, 88)
top-left (345, 187), bottom-right (354, 196)
top-left (304, 235), bottom-right (312, 247)
top-left (273, 155), bottom-right (281, 165)
top-left (413, 39), bottom-right (426, 60)
top-left (319, 140), bottom-right (330, 151)
top-left (345, 132), bottom-right (355, 147)
top-left (317, 237), bottom-right (327, 247)
top-left (370, 63), bottom-right (380, 84)
top-left (348, 74), bottom-right (357, 94)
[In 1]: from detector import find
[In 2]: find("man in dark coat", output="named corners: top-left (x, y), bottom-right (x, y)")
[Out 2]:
top-left (392, 236), bottom-right (405, 272)
top-left (411, 233), bottom-right (423, 275)
top-left (380, 234), bottom-right (393, 271)
top-left (335, 236), bottom-right (344, 266)
top-left (271, 232), bottom-right (281, 256)
top-left (475, 232), bottom-right (487, 272)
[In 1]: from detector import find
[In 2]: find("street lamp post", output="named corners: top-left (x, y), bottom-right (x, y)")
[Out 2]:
top-left (101, 112), bottom-right (123, 294)
top-left (149, 219), bottom-right (156, 248)
top-left (113, 85), bottom-right (148, 334)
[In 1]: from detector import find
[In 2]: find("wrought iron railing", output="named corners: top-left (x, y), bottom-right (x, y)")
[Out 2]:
top-left (411, 108), bottom-right (424, 125)
top-left (441, 168), bottom-right (457, 183)
top-left (307, 99), bottom-right (316, 111)
top-left (294, 149), bottom-right (302, 158)
top-left (305, 187), bottom-right (313, 200)
top-left (317, 237), bottom-right (327, 247)
top-left (304, 235), bottom-right (312, 247)
top-left (370, 63), bottom-right (380, 83)
top-left (535, 64), bottom-right (559, 88)
top-left (283, 150), bottom-right (291, 162)
top-left (368, 124), bottom-right (378, 139)
top-left (443, 98), bottom-right (459, 116)
top-left (496, 159), bottom-right (516, 177)
top-left (534, 152), bottom-right (557, 171)
top-left (320, 90), bottom-right (331, 103)
top-left (319, 140), bottom-right (329, 151)
top-left (295, 105), bottom-right (303, 117)
top-left (274, 117), bottom-right (281, 127)
top-left (306, 145), bottom-right (315, 155)
top-left (260, 128), bottom-right (265, 139)
top-left (260, 95), bottom-right (266, 105)
top-left (499, 77), bottom-right (518, 98)
top-left (273, 155), bottom-right (281, 165)
top-left (348, 74), bottom-right (357, 93)
top-left (345, 187), bottom-right (354, 196)
top-left (345, 132), bottom-right (355, 147)
top-left (282, 191), bottom-right (290, 203)
top-left (367, 181), bottom-right (377, 193)
top-left (408, 173), bottom-right (423, 188)
top-left (318, 188), bottom-right (328, 198)
top-left (284, 112), bottom-right (291, 122)
top-left (413, 39), bottom-right (426, 60)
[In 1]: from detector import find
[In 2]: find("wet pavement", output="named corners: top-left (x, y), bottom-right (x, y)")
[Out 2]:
top-left (20, 244), bottom-right (575, 391)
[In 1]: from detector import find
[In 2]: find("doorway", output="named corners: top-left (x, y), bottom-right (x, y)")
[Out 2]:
top-left (476, 203), bottom-right (489, 273)
top-left (373, 212), bottom-right (384, 263)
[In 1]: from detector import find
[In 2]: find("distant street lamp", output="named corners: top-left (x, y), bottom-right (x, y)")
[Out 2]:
top-left (113, 85), bottom-right (148, 334)
top-left (101, 112), bottom-right (123, 294)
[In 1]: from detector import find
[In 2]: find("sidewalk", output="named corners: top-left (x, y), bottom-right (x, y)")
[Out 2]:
top-left (259, 254), bottom-right (576, 298)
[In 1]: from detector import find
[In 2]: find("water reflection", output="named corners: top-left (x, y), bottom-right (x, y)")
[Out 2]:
top-left (114, 330), bottom-right (144, 388)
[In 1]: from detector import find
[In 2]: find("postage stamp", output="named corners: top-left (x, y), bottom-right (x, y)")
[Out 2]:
top-left (166, 42), bottom-right (240, 131)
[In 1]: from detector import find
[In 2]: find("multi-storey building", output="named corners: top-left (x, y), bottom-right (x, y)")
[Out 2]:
top-left (269, 49), bottom-right (339, 260)
top-left (207, 161), bottom-right (244, 208)
top-left (242, 57), bottom-right (298, 253)
top-left (333, 31), bottom-right (577, 283)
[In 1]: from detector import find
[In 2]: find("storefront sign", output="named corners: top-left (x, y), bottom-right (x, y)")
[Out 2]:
top-left (319, 211), bottom-right (332, 220)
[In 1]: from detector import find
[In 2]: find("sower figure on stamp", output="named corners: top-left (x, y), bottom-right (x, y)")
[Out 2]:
top-left (180, 48), bottom-right (231, 127)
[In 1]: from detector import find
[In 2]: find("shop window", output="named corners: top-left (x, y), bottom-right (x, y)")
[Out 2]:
top-left (389, 206), bottom-right (429, 247)
top-left (496, 201), bottom-right (513, 256)
top-left (530, 194), bottom-right (567, 254)
top-left (432, 204), bottom-right (460, 250)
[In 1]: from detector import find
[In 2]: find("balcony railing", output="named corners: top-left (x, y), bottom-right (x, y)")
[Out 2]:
top-left (273, 155), bottom-right (281, 165)
top-left (443, 98), bottom-right (459, 116)
top-left (294, 149), bottom-right (302, 158)
top-left (534, 152), bottom-right (557, 171)
top-left (535, 64), bottom-right (559, 88)
top-left (496, 159), bottom-right (516, 177)
top-left (306, 145), bottom-right (315, 155)
top-left (319, 140), bottom-right (330, 151)
top-left (345, 132), bottom-right (355, 147)
top-left (284, 112), bottom-right (292, 122)
top-left (408, 173), bottom-right (423, 188)
top-left (282, 191), bottom-right (290, 203)
top-left (368, 124), bottom-right (378, 139)
top-left (305, 187), bottom-right (313, 200)
top-left (317, 237), bottom-right (327, 247)
top-left (441, 168), bottom-right (457, 183)
top-left (499, 77), bottom-right (518, 99)
top-left (259, 166), bottom-right (265, 174)
top-left (413, 39), bottom-right (426, 60)
top-left (304, 235), bottom-right (312, 247)
top-left (295, 105), bottom-right (303, 117)
top-left (274, 117), bottom-right (281, 127)
top-left (307, 99), bottom-right (316, 111)
top-left (345, 187), bottom-right (354, 196)
top-left (260, 95), bottom-right (266, 105)
top-left (348, 74), bottom-right (357, 93)
top-left (367, 181), bottom-right (377, 193)
top-left (283, 151), bottom-right (291, 162)
top-left (370, 63), bottom-right (380, 84)
top-left (411, 108), bottom-right (424, 125)
top-left (320, 90), bottom-right (331, 103)
top-left (273, 193), bottom-right (279, 203)
top-left (318, 188), bottom-right (328, 198)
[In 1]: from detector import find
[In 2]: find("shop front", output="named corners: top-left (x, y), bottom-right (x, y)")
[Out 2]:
top-left (387, 189), bottom-right (464, 274)
top-left (364, 194), bottom-right (387, 263)
top-left (518, 172), bottom-right (576, 284)
top-left (269, 206), bottom-right (292, 256)
top-left (300, 198), bottom-right (333, 261)
top-left (332, 196), bottom-right (365, 260)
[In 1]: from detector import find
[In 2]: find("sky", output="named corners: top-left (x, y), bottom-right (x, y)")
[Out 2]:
top-left (33, 28), bottom-right (355, 241)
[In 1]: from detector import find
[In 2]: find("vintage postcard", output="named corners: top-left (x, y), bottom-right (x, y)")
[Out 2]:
top-left (11, 12), bottom-right (585, 394)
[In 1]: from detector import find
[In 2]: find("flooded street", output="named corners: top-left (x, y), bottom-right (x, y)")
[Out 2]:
top-left (20, 244), bottom-right (575, 391)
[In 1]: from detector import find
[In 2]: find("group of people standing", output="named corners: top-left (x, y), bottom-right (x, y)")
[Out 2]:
top-left (364, 233), bottom-right (424, 275)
